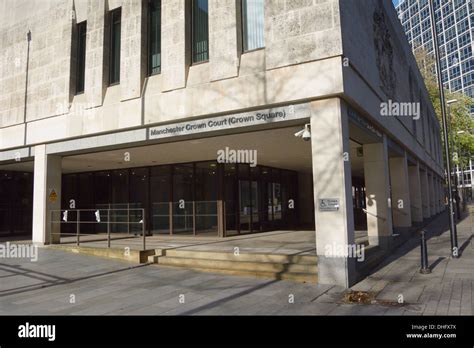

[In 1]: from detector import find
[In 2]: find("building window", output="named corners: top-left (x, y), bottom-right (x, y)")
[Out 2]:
top-left (109, 8), bottom-right (121, 85)
top-left (148, 0), bottom-right (161, 75)
top-left (192, 0), bottom-right (209, 63)
top-left (75, 21), bottom-right (87, 94)
top-left (242, 0), bottom-right (265, 52)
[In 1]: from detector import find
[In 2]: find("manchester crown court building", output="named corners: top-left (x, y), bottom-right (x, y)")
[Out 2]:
top-left (0, 0), bottom-right (445, 287)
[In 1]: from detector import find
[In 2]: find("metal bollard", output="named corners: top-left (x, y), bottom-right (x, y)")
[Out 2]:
top-left (420, 230), bottom-right (431, 274)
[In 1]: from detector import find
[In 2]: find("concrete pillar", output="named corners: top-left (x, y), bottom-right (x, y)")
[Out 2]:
top-left (32, 145), bottom-right (62, 245)
top-left (428, 173), bottom-right (435, 216)
top-left (363, 136), bottom-right (393, 249)
top-left (209, 0), bottom-right (240, 82)
top-left (161, 0), bottom-right (188, 91)
top-left (389, 154), bottom-right (412, 228)
top-left (435, 178), bottom-right (441, 213)
top-left (438, 179), bottom-right (442, 212)
top-left (311, 99), bottom-right (356, 287)
top-left (439, 180), bottom-right (446, 211)
top-left (420, 169), bottom-right (430, 219)
top-left (408, 163), bottom-right (423, 223)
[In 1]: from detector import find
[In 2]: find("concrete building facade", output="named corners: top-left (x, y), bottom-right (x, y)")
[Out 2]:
top-left (0, 0), bottom-right (444, 287)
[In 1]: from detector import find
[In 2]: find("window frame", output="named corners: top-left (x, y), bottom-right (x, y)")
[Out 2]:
top-left (148, 0), bottom-right (162, 76)
top-left (241, 0), bottom-right (265, 54)
top-left (191, 0), bottom-right (209, 65)
top-left (75, 21), bottom-right (87, 95)
top-left (109, 7), bottom-right (122, 86)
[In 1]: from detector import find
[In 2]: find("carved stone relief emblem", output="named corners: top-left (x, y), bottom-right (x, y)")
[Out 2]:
top-left (373, 5), bottom-right (397, 99)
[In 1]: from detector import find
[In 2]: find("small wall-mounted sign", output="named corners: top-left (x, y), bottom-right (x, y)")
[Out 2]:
top-left (319, 198), bottom-right (340, 212)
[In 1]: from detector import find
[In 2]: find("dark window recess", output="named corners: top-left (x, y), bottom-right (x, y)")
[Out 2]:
top-left (76, 21), bottom-right (87, 94)
top-left (192, 0), bottom-right (209, 63)
top-left (109, 8), bottom-right (121, 85)
top-left (149, 0), bottom-right (161, 75)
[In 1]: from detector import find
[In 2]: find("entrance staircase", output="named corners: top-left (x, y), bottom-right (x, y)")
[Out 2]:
top-left (148, 249), bottom-right (318, 283)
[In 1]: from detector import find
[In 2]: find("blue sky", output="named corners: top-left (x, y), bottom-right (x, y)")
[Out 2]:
top-left (392, 0), bottom-right (401, 7)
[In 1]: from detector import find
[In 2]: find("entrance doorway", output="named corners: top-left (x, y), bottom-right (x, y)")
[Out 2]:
top-left (229, 165), bottom-right (293, 236)
top-left (0, 171), bottom-right (33, 237)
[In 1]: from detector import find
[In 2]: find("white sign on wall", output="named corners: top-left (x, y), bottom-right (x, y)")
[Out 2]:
top-left (148, 104), bottom-right (311, 140)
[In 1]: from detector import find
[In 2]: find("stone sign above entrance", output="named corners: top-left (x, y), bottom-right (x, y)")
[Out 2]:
top-left (149, 104), bottom-right (311, 140)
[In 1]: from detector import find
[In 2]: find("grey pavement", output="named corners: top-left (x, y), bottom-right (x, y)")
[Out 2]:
top-left (352, 206), bottom-right (474, 316)
top-left (0, 207), bottom-right (472, 315)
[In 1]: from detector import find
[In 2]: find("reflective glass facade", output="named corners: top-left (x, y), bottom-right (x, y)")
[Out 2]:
top-left (61, 161), bottom-right (298, 238)
top-left (396, 0), bottom-right (474, 113)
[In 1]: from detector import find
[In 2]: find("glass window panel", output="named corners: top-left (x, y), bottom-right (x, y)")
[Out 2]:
top-left (110, 8), bottom-right (121, 85)
top-left (0, 172), bottom-right (13, 234)
top-left (110, 170), bottom-right (129, 233)
top-left (129, 168), bottom-right (149, 234)
top-left (239, 180), bottom-right (251, 233)
top-left (150, 166), bottom-right (171, 234)
top-left (195, 162), bottom-right (218, 235)
top-left (224, 164), bottom-right (237, 235)
top-left (192, 0), bottom-right (209, 63)
top-left (173, 164), bottom-right (194, 234)
top-left (94, 171), bottom-right (111, 234)
top-left (76, 22), bottom-right (87, 93)
top-left (149, 0), bottom-right (161, 75)
top-left (242, 0), bottom-right (265, 51)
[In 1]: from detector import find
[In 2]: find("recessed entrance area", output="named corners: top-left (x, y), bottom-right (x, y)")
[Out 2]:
top-left (61, 161), bottom-right (299, 238)
top-left (57, 126), bottom-right (314, 240)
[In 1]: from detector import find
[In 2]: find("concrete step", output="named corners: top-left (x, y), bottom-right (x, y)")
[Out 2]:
top-left (156, 265), bottom-right (318, 283)
top-left (150, 249), bottom-right (318, 264)
top-left (48, 244), bottom-right (155, 263)
top-left (149, 249), bottom-right (318, 283)
top-left (154, 255), bottom-right (317, 274)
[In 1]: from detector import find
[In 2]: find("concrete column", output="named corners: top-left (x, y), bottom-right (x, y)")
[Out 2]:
top-left (120, 0), bottom-right (146, 101)
top-left (408, 163), bottom-right (423, 223)
top-left (209, 0), bottom-right (240, 82)
top-left (428, 173), bottom-right (435, 216)
top-left (363, 136), bottom-right (393, 249)
top-left (435, 178), bottom-right (441, 213)
top-left (32, 145), bottom-right (62, 245)
top-left (311, 99), bottom-right (356, 287)
top-left (389, 154), bottom-right (412, 228)
top-left (85, 0), bottom-right (106, 107)
top-left (161, 0), bottom-right (188, 91)
top-left (420, 169), bottom-right (430, 219)
top-left (439, 180), bottom-right (446, 211)
top-left (434, 176), bottom-right (439, 214)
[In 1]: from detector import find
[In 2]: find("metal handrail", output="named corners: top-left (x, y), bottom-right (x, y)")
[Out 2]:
top-left (362, 208), bottom-right (387, 221)
top-left (50, 208), bottom-right (146, 250)
top-left (392, 206), bottom-right (409, 216)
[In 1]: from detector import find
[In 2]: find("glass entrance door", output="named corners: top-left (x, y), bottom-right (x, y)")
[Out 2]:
top-left (238, 179), bottom-right (260, 234)
top-left (238, 180), bottom-right (251, 233)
